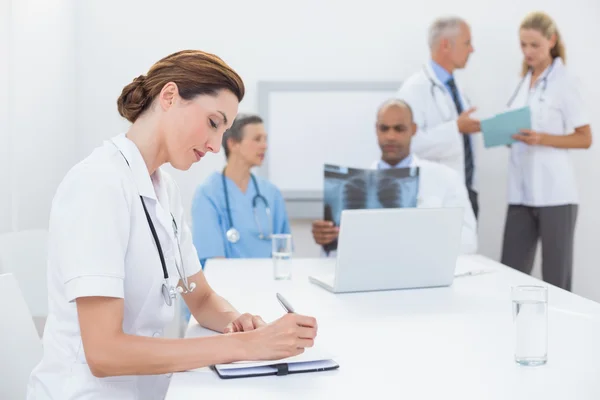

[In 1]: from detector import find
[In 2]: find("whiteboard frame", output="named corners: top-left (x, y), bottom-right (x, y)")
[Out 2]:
top-left (256, 81), bottom-right (402, 219)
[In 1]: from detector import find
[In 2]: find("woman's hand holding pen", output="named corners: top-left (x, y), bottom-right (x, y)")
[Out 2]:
top-left (240, 313), bottom-right (318, 361)
top-left (223, 313), bottom-right (267, 334)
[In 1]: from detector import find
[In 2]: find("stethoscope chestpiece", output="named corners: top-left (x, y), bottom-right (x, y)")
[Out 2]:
top-left (176, 281), bottom-right (196, 294)
top-left (162, 283), bottom-right (175, 307)
top-left (226, 227), bottom-right (240, 243)
top-left (222, 171), bottom-right (273, 244)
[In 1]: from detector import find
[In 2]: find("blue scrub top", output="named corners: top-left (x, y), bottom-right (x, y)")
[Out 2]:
top-left (191, 172), bottom-right (291, 267)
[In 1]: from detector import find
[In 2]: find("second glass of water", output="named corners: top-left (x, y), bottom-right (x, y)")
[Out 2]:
top-left (512, 285), bottom-right (548, 366)
top-left (272, 233), bottom-right (292, 280)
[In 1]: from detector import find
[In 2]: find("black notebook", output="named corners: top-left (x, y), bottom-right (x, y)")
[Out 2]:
top-left (204, 346), bottom-right (339, 379)
top-left (211, 358), bottom-right (339, 379)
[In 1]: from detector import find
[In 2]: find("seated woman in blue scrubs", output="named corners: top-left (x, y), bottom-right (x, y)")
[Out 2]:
top-left (191, 113), bottom-right (291, 268)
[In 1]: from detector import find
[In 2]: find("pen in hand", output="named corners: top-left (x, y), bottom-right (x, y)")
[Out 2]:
top-left (275, 293), bottom-right (318, 353)
top-left (276, 292), bottom-right (295, 313)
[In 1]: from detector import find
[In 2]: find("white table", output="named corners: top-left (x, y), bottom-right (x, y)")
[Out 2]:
top-left (166, 255), bottom-right (600, 399)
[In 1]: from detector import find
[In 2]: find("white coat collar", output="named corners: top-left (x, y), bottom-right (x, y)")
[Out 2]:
top-left (111, 133), bottom-right (160, 202)
top-left (111, 133), bottom-right (176, 243)
top-left (548, 56), bottom-right (564, 75)
top-left (524, 57), bottom-right (564, 86)
top-left (370, 154), bottom-right (420, 169)
top-left (512, 57), bottom-right (565, 109)
top-left (423, 62), bottom-right (447, 91)
top-left (537, 56), bottom-right (563, 84)
top-left (424, 60), bottom-right (469, 98)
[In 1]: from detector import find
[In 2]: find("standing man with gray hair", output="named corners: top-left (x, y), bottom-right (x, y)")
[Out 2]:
top-left (396, 16), bottom-right (481, 218)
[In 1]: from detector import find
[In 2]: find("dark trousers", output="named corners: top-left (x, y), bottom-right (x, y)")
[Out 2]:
top-left (500, 204), bottom-right (578, 291)
top-left (468, 189), bottom-right (479, 219)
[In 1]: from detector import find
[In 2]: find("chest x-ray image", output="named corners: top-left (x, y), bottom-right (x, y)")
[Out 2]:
top-left (322, 164), bottom-right (420, 252)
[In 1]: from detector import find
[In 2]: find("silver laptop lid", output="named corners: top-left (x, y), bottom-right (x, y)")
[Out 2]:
top-left (333, 207), bottom-right (464, 293)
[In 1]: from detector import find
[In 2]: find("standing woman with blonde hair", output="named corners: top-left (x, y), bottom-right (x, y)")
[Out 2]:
top-left (501, 12), bottom-right (593, 291)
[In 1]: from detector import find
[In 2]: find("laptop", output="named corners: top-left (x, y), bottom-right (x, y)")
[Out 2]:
top-left (308, 207), bottom-right (464, 293)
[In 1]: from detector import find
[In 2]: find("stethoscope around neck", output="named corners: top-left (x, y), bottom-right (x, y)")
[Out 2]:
top-left (423, 65), bottom-right (454, 122)
top-left (140, 199), bottom-right (196, 307)
top-left (506, 58), bottom-right (556, 108)
top-left (222, 169), bottom-right (273, 244)
top-left (115, 145), bottom-right (195, 307)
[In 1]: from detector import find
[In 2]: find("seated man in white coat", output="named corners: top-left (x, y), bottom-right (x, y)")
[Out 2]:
top-left (312, 99), bottom-right (478, 254)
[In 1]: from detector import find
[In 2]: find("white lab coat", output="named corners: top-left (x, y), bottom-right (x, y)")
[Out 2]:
top-left (506, 57), bottom-right (589, 206)
top-left (322, 155), bottom-right (478, 257)
top-left (27, 134), bottom-right (202, 400)
top-left (396, 63), bottom-right (477, 191)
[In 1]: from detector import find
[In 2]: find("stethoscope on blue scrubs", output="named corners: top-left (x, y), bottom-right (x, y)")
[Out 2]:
top-left (222, 169), bottom-right (273, 243)
top-left (506, 58), bottom-right (556, 107)
top-left (116, 148), bottom-right (195, 307)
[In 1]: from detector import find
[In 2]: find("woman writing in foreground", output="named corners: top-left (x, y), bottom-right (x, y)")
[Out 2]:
top-left (27, 50), bottom-right (317, 400)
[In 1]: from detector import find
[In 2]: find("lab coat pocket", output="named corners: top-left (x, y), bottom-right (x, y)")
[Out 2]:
top-left (97, 375), bottom-right (138, 399)
top-left (537, 100), bottom-right (565, 135)
top-left (64, 363), bottom-right (138, 400)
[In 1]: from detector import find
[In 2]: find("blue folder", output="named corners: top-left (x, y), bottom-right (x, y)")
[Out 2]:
top-left (481, 106), bottom-right (532, 148)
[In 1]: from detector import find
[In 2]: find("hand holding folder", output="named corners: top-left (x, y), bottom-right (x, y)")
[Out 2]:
top-left (481, 106), bottom-right (532, 148)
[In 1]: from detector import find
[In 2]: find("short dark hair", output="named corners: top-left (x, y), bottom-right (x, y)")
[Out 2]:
top-left (376, 99), bottom-right (414, 122)
top-left (222, 114), bottom-right (264, 158)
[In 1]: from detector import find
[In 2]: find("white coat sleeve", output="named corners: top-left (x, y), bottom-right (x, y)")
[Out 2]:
top-left (396, 85), bottom-right (462, 163)
top-left (562, 74), bottom-right (591, 132)
top-left (52, 164), bottom-right (130, 302)
top-left (442, 170), bottom-right (478, 254)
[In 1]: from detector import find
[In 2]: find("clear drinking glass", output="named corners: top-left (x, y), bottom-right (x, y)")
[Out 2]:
top-left (512, 285), bottom-right (548, 366)
top-left (272, 234), bottom-right (293, 280)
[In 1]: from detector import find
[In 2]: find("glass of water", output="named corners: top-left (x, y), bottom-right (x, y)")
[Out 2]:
top-left (512, 285), bottom-right (548, 366)
top-left (272, 234), bottom-right (292, 280)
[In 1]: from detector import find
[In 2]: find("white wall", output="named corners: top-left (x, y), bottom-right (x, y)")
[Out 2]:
top-left (73, 0), bottom-right (600, 300)
top-left (0, 0), bottom-right (12, 234)
top-left (4, 0), bottom-right (599, 300)
top-left (2, 0), bottom-right (77, 233)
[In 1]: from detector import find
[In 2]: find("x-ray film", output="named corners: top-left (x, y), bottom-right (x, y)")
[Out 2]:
top-left (322, 164), bottom-right (420, 252)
